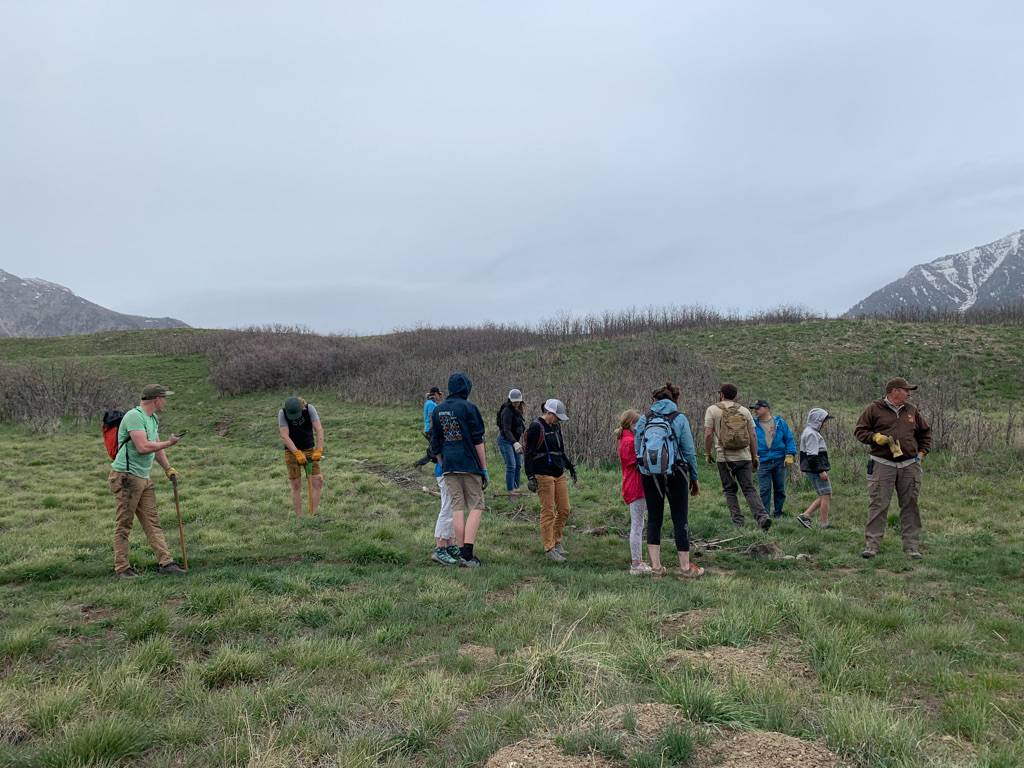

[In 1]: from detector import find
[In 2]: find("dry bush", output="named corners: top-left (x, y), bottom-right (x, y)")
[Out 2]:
top-left (0, 361), bottom-right (134, 433)
top-left (858, 302), bottom-right (1024, 326)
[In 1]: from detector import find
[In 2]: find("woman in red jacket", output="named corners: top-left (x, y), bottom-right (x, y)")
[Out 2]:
top-left (616, 410), bottom-right (651, 575)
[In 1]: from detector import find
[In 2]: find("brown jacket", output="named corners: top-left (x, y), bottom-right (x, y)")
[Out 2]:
top-left (854, 399), bottom-right (932, 460)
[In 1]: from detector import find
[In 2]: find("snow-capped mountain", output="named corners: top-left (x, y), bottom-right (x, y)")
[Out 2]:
top-left (846, 229), bottom-right (1024, 317)
top-left (0, 269), bottom-right (189, 337)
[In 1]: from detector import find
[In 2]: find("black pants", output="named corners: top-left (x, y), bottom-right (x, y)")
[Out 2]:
top-left (641, 472), bottom-right (690, 552)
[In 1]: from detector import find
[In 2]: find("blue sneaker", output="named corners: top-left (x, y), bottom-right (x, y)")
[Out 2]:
top-left (431, 547), bottom-right (459, 566)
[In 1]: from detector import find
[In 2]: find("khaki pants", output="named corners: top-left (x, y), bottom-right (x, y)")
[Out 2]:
top-left (109, 471), bottom-right (173, 572)
top-left (538, 474), bottom-right (571, 551)
top-left (864, 461), bottom-right (923, 552)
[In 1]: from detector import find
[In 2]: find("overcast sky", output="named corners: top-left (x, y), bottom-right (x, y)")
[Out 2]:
top-left (2, 2), bottom-right (1023, 333)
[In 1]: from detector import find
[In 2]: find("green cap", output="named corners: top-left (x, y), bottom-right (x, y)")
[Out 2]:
top-left (283, 396), bottom-right (303, 420)
top-left (141, 384), bottom-right (174, 400)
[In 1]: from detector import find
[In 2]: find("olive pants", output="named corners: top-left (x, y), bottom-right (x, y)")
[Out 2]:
top-left (109, 471), bottom-right (173, 572)
top-left (864, 461), bottom-right (923, 552)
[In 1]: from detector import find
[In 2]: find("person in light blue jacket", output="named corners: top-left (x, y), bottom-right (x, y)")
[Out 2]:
top-left (634, 382), bottom-right (702, 579)
top-left (751, 399), bottom-right (797, 518)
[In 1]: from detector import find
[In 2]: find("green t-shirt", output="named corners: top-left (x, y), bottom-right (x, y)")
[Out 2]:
top-left (111, 406), bottom-right (159, 479)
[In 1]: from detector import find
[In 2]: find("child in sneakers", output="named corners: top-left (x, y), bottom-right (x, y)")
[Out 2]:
top-left (616, 410), bottom-right (650, 575)
top-left (798, 408), bottom-right (832, 529)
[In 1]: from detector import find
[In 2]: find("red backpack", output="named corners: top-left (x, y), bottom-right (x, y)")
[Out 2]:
top-left (102, 410), bottom-right (131, 461)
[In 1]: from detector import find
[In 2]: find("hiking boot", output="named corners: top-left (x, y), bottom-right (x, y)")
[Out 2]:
top-left (545, 548), bottom-right (567, 563)
top-left (445, 545), bottom-right (462, 560)
top-left (553, 542), bottom-right (568, 557)
top-left (629, 562), bottom-right (652, 576)
top-left (732, 518), bottom-right (745, 528)
top-left (772, 511), bottom-right (784, 519)
top-left (758, 517), bottom-right (772, 532)
top-left (821, 522), bottom-right (833, 530)
top-left (861, 548), bottom-right (877, 559)
top-left (158, 562), bottom-right (186, 575)
top-left (115, 567), bottom-right (139, 579)
top-left (431, 547), bottom-right (458, 566)
top-left (460, 556), bottom-right (482, 568)
top-left (905, 549), bottom-right (923, 560)
top-left (796, 514), bottom-right (813, 529)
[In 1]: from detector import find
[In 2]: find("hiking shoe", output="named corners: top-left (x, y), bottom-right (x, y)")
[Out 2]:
top-left (445, 545), bottom-right (462, 560)
top-left (905, 549), bottom-right (923, 560)
top-left (545, 548), bottom-right (567, 563)
top-left (678, 562), bottom-right (705, 580)
top-left (772, 511), bottom-right (784, 518)
top-left (758, 517), bottom-right (772, 532)
top-left (115, 567), bottom-right (139, 579)
top-left (796, 514), bottom-right (813, 529)
top-left (629, 562), bottom-right (653, 576)
top-left (732, 519), bottom-right (745, 528)
top-left (821, 522), bottom-right (833, 530)
top-left (431, 547), bottom-right (459, 566)
top-left (460, 556), bottom-right (482, 568)
top-left (158, 562), bottom-right (186, 575)
top-left (861, 548), bottom-right (877, 559)
top-left (553, 542), bottom-right (568, 557)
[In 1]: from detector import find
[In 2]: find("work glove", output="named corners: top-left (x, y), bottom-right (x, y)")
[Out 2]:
top-left (481, 468), bottom-right (489, 491)
top-left (527, 476), bottom-right (538, 493)
top-left (513, 441), bottom-right (523, 454)
top-left (784, 455), bottom-right (795, 467)
top-left (569, 467), bottom-right (578, 485)
top-left (165, 466), bottom-right (179, 482)
top-left (872, 433), bottom-right (890, 446)
top-left (311, 448), bottom-right (323, 462)
top-left (292, 450), bottom-right (307, 465)
top-left (889, 438), bottom-right (904, 459)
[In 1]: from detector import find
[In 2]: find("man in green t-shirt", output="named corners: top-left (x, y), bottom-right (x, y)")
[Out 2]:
top-left (108, 384), bottom-right (186, 578)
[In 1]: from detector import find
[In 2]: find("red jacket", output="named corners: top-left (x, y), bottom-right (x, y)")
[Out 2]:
top-left (618, 429), bottom-right (644, 505)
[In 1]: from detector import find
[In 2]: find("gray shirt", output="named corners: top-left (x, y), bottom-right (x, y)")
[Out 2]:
top-left (277, 403), bottom-right (320, 428)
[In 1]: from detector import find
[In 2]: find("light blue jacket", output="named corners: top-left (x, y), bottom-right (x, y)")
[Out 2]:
top-left (754, 415), bottom-right (797, 462)
top-left (634, 399), bottom-right (699, 481)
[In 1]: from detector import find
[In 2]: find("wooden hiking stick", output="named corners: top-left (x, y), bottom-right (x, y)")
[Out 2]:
top-left (171, 476), bottom-right (188, 570)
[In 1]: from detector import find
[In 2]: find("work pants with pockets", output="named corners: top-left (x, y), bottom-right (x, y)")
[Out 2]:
top-left (864, 460), bottom-right (923, 552)
top-left (717, 460), bottom-right (769, 525)
top-left (109, 471), bottom-right (173, 572)
top-left (537, 473), bottom-right (570, 551)
top-left (641, 472), bottom-right (690, 552)
top-left (757, 458), bottom-right (788, 516)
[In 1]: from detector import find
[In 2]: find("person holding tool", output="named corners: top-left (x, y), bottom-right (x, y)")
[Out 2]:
top-left (107, 384), bottom-right (186, 578)
top-left (278, 396), bottom-right (325, 517)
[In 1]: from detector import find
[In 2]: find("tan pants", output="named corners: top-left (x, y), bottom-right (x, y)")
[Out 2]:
top-left (864, 461), bottom-right (923, 552)
top-left (109, 471), bottom-right (173, 572)
top-left (538, 474), bottom-right (571, 551)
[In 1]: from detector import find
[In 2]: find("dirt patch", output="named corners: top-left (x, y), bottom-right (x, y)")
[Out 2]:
top-left (77, 603), bottom-right (115, 623)
top-left (591, 703), bottom-right (685, 753)
top-left (661, 609), bottom-right (715, 638)
top-left (0, 711), bottom-right (31, 745)
top-left (485, 738), bottom-right (616, 768)
top-left (213, 416), bottom-right (233, 437)
top-left (665, 643), bottom-right (815, 685)
top-left (694, 729), bottom-right (844, 768)
top-left (485, 576), bottom-right (546, 605)
top-left (745, 542), bottom-right (785, 560)
top-left (164, 596), bottom-right (186, 609)
top-left (460, 644), bottom-right (498, 667)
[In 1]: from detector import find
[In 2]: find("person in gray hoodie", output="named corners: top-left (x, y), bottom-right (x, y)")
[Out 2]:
top-left (797, 408), bottom-right (832, 529)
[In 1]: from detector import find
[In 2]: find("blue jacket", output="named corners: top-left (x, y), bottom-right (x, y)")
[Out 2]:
top-left (634, 399), bottom-right (699, 482)
top-left (429, 373), bottom-right (486, 476)
top-left (754, 415), bottom-right (797, 462)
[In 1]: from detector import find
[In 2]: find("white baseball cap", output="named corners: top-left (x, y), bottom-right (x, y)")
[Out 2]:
top-left (508, 388), bottom-right (524, 402)
top-left (543, 398), bottom-right (568, 421)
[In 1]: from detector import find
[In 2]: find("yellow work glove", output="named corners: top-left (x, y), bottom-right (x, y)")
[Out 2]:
top-left (292, 450), bottom-right (308, 465)
top-left (784, 455), bottom-right (794, 467)
top-left (165, 466), bottom-right (179, 481)
top-left (311, 448), bottom-right (323, 462)
top-left (872, 433), bottom-right (890, 446)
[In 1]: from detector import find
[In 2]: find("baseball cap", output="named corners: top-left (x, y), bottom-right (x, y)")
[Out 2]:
top-left (751, 399), bottom-right (771, 410)
top-left (885, 377), bottom-right (918, 392)
top-left (141, 384), bottom-right (174, 400)
top-left (543, 398), bottom-right (569, 421)
top-left (508, 388), bottom-right (524, 403)
top-left (283, 396), bottom-right (303, 419)
top-left (427, 386), bottom-right (442, 396)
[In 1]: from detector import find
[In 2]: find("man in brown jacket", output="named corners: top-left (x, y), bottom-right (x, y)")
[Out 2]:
top-left (853, 377), bottom-right (932, 559)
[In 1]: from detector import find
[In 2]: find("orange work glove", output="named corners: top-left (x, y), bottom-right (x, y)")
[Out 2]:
top-left (292, 450), bottom-right (307, 465)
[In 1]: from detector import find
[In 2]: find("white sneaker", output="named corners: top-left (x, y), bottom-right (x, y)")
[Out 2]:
top-left (546, 548), bottom-right (567, 563)
top-left (629, 562), bottom-right (653, 575)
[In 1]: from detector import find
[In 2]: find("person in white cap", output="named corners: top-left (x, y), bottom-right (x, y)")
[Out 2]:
top-left (495, 388), bottom-right (527, 496)
top-left (524, 398), bottom-right (578, 562)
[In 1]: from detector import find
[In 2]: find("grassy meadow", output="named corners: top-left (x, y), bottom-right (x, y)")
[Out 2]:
top-left (0, 321), bottom-right (1022, 768)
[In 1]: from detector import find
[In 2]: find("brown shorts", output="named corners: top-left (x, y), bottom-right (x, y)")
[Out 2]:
top-left (443, 472), bottom-right (485, 512)
top-left (284, 450), bottom-right (322, 480)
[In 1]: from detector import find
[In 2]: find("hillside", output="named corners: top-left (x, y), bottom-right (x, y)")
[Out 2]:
top-left (0, 268), bottom-right (188, 337)
top-left (846, 229), bottom-right (1024, 316)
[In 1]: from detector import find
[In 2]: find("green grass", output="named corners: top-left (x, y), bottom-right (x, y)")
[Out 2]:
top-left (0, 324), bottom-right (1022, 766)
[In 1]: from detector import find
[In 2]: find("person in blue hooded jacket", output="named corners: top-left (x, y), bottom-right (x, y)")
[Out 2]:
top-left (634, 382), bottom-right (702, 579)
top-left (751, 399), bottom-right (797, 518)
top-left (430, 372), bottom-right (489, 567)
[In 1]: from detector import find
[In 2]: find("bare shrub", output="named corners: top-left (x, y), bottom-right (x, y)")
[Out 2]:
top-left (0, 361), bottom-right (134, 433)
top-left (855, 302), bottom-right (1024, 326)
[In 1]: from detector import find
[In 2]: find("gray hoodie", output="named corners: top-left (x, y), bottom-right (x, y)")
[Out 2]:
top-left (799, 408), bottom-right (830, 473)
